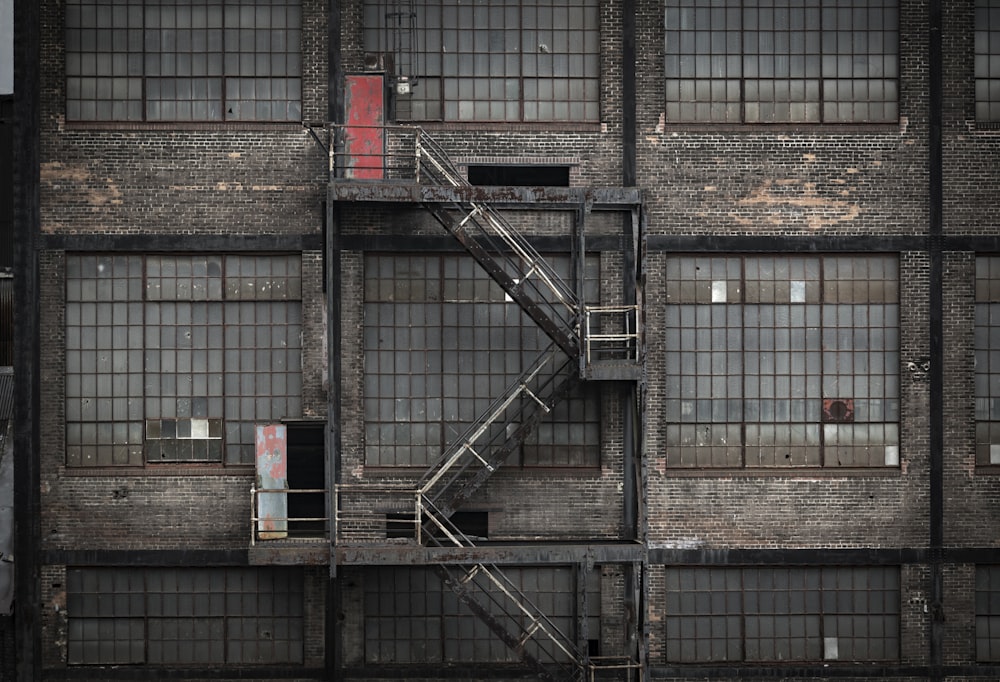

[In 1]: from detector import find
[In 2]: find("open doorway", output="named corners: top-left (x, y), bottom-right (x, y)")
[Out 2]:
top-left (286, 421), bottom-right (326, 538)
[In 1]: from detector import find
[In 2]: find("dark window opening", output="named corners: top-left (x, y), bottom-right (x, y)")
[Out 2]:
top-left (386, 512), bottom-right (417, 539)
top-left (467, 165), bottom-right (570, 187)
top-left (386, 510), bottom-right (489, 541)
top-left (286, 422), bottom-right (326, 538)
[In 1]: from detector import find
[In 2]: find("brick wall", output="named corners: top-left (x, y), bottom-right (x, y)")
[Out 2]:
top-left (24, 0), bottom-right (1000, 678)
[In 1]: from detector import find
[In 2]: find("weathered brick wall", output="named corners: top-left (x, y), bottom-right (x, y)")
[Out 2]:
top-left (38, 0), bottom-right (328, 237)
top-left (37, 247), bottom-right (327, 552)
top-left (635, 0), bottom-right (929, 239)
top-left (27, 0), bottom-right (1000, 677)
top-left (642, 249), bottom-right (929, 550)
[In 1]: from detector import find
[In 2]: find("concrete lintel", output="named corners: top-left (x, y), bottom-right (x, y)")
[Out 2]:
top-left (336, 542), bottom-right (646, 566)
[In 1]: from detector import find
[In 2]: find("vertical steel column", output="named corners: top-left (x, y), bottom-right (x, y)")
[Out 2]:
top-left (327, 1), bottom-right (344, 679)
top-left (621, 0), bottom-right (644, 676)
top-left (12, 0), bottom-right (40, 679)
top-left (927, 0), bottom-right (944, 676)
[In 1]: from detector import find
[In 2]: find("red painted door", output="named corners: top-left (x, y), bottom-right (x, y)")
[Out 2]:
top-left (344, 74), bottom-right (385, 179)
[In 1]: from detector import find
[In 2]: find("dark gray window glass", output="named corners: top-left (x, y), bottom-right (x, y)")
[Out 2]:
top-left (975, 256), bottom-right (1000, 465)
top-left (363, 0), bottom-right (600, 122)
top-left (363, 253), bottom-right (599, 468)
top-left (977, 1), bottom-right (1000, 124)
top-left (66, 254), bottom-right (302, 466)
top-left (363, 566), bottom-right (598, 664)
top-left (65, 0), bottom-right (302, 122)
top-left (663, 0), bottom-right (898, 123)
top-left (67, 567), bottom-right (304, 665)
top-left (977, 565), bottom-right (1000, 660)
top-left (665, 255), bottom-right (899, 468)
top-left (664, 566), bottom-right (900, 663)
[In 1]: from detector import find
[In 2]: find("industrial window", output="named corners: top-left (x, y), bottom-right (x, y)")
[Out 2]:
top-left (974, 256), bottom-right (1000, 465)
top-left (663, 1), bottom-right (899, 123)
top-left (364, 253), bottom-right (599, 468)
top-left (664, 566), bottom-right (899, 663)
top-left (977, 1), bottom-right (1000, 124)
top-left (977, 565), bottom-right (1000, 660)
top-left (65, 0), bottom-right (302, 122)
top-left (664, 255), bottom-right (899, 468)
top-left (66, 567), bottom-right (304, 665)
top-left (362, 0), bottom-right (600, 122)
top-left (363, 566), bottom-right (599, 663)
top-left (65, 254), bottom-right (302, 467)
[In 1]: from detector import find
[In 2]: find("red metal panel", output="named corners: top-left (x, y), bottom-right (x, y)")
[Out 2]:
top-left (256, 423), bottom-right (288, 539)
top-left (344, 74), bottom-right (385, 179)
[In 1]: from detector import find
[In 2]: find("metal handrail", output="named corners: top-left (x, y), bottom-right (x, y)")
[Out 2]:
top-left (582, 304), bottom-right (641, 366)
top-left (249, 486), bottom-right (329, 545)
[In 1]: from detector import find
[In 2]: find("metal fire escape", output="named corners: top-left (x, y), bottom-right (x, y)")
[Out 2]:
top-left (329, 121), bottom-right (642, 681)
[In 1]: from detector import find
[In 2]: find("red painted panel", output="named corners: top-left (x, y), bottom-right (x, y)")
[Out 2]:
top-left (256, 423), bottom-right (288, 539)
top-left (344, 74), bottom-right (385, 179)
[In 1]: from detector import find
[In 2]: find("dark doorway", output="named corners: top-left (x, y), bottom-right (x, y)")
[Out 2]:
top-left (286, 422), bottom-right (326, 538)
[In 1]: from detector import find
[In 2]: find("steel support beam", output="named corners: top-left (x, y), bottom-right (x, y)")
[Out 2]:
top-left (337, 543), bottom-right (645, 567)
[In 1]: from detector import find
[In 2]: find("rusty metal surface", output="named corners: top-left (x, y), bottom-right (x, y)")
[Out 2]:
top-left (335, 542), bottom-right (645, 566)
top-left (329, 182), bottom-right (641, 208)
top-left (248, 541), bottom-right (330, 566)
top-left (343, 75), bottom-right (385, 179)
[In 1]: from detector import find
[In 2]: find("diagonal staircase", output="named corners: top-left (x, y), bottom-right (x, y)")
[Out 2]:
top-left (402, 130), bottom-right (622, 680)
top-left (333, 123), bottom-right (640, 680)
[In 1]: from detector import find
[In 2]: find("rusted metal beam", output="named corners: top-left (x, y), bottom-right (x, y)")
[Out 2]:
top-left (336, 542), bottom-right (646, 566)
top-left (329, 181), bottom-right (641, 208)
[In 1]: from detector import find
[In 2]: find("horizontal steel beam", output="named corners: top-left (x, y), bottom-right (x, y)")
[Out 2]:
top-left (337, 542), bottom-right (645, 566)
top-left (330, 182), bottom-right (642, 208)
top-left (39, 233), bottom-right (322, 251)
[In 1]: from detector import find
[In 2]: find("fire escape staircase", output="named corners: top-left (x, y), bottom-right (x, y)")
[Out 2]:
top-left (332, 124), bottom-right (642, 681)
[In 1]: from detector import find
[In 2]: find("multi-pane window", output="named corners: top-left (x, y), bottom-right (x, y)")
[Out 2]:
top-left (65, 254), bottom-right (302, 466)
top-left (977, 0), bottom-right (1000, 124)
top-left (65, 0), bottom-right (302, 122)
top-left (363, 0), bottom-right (600, 122)
top-left (977, 566), bottom-right (1000, 660)
top-left (665, 255), bottom-right (899, 468)
top-left (67, 567), bottom-right (304, 665)
top-left (663, 1), bottom-right (899, 123)
top-left (974, 256), bottom-right (1000, 465)
top-left (364, 253), bottom-right (599, 468)
top-left (363, 566), bottom-right (598, 663)
top-left (664, 566), bottom-right (900, 663)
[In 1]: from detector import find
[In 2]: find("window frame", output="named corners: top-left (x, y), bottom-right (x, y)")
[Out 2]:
top-left (362, 565), bottom-right (599, 664)
top-left (64, 0), bottom-right (303, 123)
top-left (362, 252), bottom-right (601, 470)
top-left (976, 0), bottom-right (1000, 126)
top-left (663, 0), bottom-right (900, 125)
top-left (663, 253), bottom-right (901, 469)
top-left (66, 566), bottom-right (305, 666)
top-left (64, 253), bottom-right (304, 469)
top-left (362, 0), bottom-right (601, 124)
top-left (663, 565), bottom-right (901, 664)
top-left (977, 565), bottom-right (1000, 661)
top-left (974, 255), bottom-right (1000, 467)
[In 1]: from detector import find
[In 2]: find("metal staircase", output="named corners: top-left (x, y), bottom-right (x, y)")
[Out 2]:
top-left (416, 133), bottom-right (581, 359)
top-left (331, 124), bottom-right (641, 680)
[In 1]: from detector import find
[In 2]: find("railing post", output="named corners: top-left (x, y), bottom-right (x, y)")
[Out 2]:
top-left (250, 486), bottom-right (256, 546)
top-left (414, 128), bottom-right (422, 183)
top-left (414, 492), bottom-right (423, 545)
